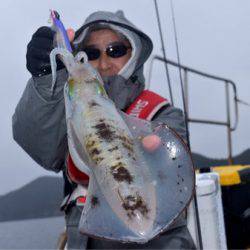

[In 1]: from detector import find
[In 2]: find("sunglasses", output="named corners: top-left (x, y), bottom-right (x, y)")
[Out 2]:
top-left (83, 42), bottom-right (131, 61)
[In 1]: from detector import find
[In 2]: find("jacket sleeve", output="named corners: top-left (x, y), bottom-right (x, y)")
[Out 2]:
top-left (12, 69), bottom-right (68, 172)
top-left (151, 105), bottom-right (187, 143)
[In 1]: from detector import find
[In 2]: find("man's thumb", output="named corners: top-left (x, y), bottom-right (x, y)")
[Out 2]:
top-left (67, 28), bottom-right (75, 42)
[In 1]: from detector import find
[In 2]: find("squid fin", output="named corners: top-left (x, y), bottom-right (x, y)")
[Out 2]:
top-left (119, 111), bottom-right (195, 234)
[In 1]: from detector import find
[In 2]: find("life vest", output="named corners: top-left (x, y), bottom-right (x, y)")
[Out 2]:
top-left (63, 90), bottom-right (169, 208)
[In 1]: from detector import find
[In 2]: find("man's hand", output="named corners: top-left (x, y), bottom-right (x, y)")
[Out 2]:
top-left (26, 27), bottom-right (75, 77)
top-left (142, 134), bottom-right (161, 152)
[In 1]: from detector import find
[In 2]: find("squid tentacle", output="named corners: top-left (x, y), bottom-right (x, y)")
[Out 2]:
top-left (49, 48), bottom-right (75, 93)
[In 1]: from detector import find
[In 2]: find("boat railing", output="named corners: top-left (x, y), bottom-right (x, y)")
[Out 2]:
top-left (148, 56), bottom-right (239, 165)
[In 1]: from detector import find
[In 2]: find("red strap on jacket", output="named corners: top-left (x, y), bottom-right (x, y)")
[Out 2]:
top-left (66, 90), bottom-right (169, 186)
top-left (126, 90), bottom-right (169, 120)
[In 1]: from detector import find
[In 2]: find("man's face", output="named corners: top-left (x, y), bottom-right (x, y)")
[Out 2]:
top-left (83, 29), bottom-right (132, 78)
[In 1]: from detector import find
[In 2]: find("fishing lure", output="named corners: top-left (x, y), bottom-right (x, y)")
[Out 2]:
top-left (49, 10), bottom-right (195, 243)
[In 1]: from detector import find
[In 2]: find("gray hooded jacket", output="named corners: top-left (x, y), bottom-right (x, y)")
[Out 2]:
top-left (12, 10), bottom-right (187, 230)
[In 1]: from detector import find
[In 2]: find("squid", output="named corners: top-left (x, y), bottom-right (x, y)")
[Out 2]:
top-left (49, 10), bottom-right (195, 243)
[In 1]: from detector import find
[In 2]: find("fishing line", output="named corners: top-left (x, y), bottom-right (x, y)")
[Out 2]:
top-left (169, 0), bottom-right (190, 148)
top-left (170, 1), bottom-right (203, 248)
top-left (153, 0), bottom-right (174, 106)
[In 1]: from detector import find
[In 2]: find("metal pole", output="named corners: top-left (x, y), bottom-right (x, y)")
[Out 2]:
top-left (184, 69), bottom-right (189, 117)
top-left (153, 0), bottom-right (174, 105)
top-left (225, 82), bottom-right (233, 165)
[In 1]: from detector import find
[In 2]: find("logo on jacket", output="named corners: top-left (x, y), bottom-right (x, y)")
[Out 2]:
top-left (129, 100), bottom-right (149, 117)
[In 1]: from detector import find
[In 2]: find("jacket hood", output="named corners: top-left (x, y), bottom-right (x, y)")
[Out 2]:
top-left (73, 10), bottom-right (153, 110)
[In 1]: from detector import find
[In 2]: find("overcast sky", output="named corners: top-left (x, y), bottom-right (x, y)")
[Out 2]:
top-left (0, 0), bottom-right (249, 195)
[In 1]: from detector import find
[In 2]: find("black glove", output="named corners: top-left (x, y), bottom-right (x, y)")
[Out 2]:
top-left (26, 26), bottom-right (65, 77)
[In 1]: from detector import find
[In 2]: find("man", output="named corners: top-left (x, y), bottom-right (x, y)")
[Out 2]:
top-left (12, 10), bottom-right (196, 249)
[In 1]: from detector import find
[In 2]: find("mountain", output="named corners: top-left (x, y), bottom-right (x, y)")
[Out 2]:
top-left (0, 176), bottom-right (64, 222)
top-left (0, 149), bottom-right (249, 222)
top-left (192, 148), bottom-right (250, 169)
